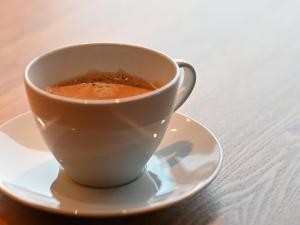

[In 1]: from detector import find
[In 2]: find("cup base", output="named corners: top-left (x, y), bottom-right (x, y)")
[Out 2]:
top-left (63, 167), bottom-right (147, 188)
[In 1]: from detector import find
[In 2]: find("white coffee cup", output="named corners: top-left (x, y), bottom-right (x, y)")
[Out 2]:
top-left (24, 43), bottom-right (196, 187)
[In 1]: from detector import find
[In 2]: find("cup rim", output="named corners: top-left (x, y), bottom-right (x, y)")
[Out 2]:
top-left (24, 43), bottom-right (179, 105)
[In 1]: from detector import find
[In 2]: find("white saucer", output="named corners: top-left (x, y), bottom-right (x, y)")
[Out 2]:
top-left (0, 112), bottom-right (222, 217)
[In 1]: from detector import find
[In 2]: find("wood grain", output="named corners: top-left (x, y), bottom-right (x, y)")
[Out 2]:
top-left (0, 0), bottom-right (299, 224)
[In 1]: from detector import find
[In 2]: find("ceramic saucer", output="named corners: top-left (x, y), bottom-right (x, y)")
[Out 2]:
top-left (0, 112), bottom-right (222, 217)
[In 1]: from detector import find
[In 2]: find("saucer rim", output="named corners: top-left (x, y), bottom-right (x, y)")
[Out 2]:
top-left (0, 111), bottom-right (223, 217)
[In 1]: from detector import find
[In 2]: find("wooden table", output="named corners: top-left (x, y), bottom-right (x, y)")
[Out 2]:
top-left (0, 0), bottom-right (299, 224)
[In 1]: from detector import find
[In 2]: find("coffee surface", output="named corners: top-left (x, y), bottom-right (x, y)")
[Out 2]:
top-left (46, 71), bottom-right (159, 100)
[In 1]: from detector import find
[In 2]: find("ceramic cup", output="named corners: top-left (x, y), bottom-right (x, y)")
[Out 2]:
top-left (24, 43), bottom-right (196, 187)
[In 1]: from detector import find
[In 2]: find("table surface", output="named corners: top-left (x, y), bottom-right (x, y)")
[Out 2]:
top-left (0, 0), bottom-right (299, 224)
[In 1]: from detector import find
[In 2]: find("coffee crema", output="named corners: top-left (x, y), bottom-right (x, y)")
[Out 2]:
top-left (46, 71), bottom-right (160, 100)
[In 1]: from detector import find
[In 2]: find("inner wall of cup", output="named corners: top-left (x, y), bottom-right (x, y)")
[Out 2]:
top-left (27, 44), bottom-right (177, 89)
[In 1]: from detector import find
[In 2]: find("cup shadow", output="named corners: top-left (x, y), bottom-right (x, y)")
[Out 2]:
top-left (154, 140), bottom-right (218, 187)
top-left (155, 140), bottom-right (193, 167)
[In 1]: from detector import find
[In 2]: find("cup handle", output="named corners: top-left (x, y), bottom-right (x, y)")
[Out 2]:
top-left (174, 59), bottom-right (197, 111)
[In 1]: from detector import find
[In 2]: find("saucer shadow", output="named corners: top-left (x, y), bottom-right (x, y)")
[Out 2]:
top-left (0, 186), bottom-right (220, 225)
top-left (128, 187), bottom-right (221, 225)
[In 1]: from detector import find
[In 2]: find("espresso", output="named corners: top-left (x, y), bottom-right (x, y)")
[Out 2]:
top-left (46, 71), bottom-right (159, 100)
